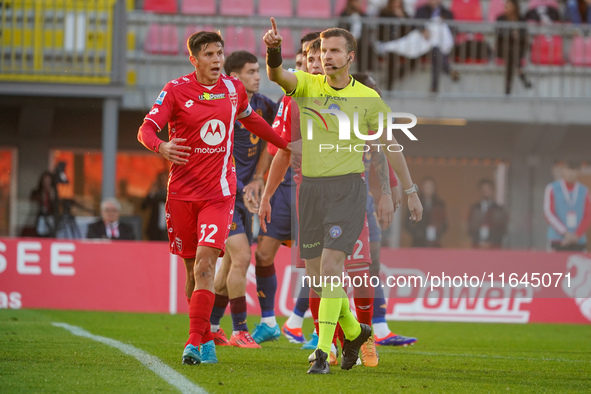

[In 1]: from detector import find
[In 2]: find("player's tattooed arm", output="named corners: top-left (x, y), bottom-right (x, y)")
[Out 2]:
top-left (371, 149), bottom-right (395, 229)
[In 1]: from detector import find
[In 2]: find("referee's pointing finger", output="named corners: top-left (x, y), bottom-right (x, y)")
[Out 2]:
top-left (271, 17), bottom-right (278, 34)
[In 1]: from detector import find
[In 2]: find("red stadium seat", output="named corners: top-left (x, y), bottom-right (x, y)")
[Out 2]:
top-left (451, 0), bottom-right (482, 21)
top-left (487, 0), bottom-right (505, 22)
top-left (527, 0), bottom-right (559, 10)
top-left (224, 26), bottom-right (257, 55)
top-left (260, 27), bottom-right (296, 58)
top-left (220, 0), bottom-right (255, 16)
top-left (144, 23), bottom-right (179, 55)
top-left (530, 34), bottom-right (565, 65)
top-left (143, 0), bottom-right (178, 14)
top-left (181, 0), bottom-right (216, 15)
top-left (296, 0), bottom-right (331, 18)
top-left (183, 25), bottom-right (215, 55)
top-left (258, 0), bottom-right (293, 17)
top-left (569, 36), bottom-right (591, 67)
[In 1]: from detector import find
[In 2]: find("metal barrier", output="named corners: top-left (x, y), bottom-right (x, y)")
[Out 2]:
top-left (126, 12), bottom-right (591, 100)
top-left (0, 0), bottom-right (120, 84)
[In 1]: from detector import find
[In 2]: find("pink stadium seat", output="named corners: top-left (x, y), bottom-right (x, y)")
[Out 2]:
top-left (451, 0), bottom-right (482, 21)
top-left (569, 36), bottom-right (591, 67)
top-left (181, 0), bottom-right (216, 15)
top-left (527, 0), bottom-right (559, 10)
top-left (144, 23), bottom-right (179, 55)
top-left (220, 0), bottom-right (255, 16)
top-left (224, 26), bottom-right (257, 55)
top-left (260, 27), bottom-right (296, 58)
top-left (143, 0), bottom-right (178, 14)
top-left (258, 0), bottom-right (293, 17)
top-left (487, 0), bottom-right (505, 22)
top-left (530, 34), bottom-right (565, 65)
top-left (296, 0), bottom-right (331, 18)
top-left (183, 25), bottom-right (215, 55)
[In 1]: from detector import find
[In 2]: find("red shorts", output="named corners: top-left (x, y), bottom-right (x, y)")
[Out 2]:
top-left (166, 196), bottom-right (235, 259)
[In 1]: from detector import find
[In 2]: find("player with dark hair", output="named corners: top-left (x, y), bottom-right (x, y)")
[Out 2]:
top-left (137, 31), bottom-right (290, 366)
top-left (208, 49), bottom-right (279, 348)
top-left (299, 31), bottom-right (321, 72)
top-left (263, 20), bottom-right (422, 374)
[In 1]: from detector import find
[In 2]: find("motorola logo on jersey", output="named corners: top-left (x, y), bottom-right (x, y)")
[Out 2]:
top-left (196, 120), bottom-right (227, 153)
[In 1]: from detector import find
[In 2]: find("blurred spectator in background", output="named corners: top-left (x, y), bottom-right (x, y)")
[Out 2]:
top-left (525, 3), bottom-right (561, 24)
top-left (566, 0), bottom-right (591, 24)
top-left (378, 0), bottom-right (413, 90)
top-left (142, 171), bottom-right (168, 241)
top-left (415, 0), bottom-right (459, 93)
top-left (468, 179), bottom-right (508, 249)
top-left (543, 162), bottom-right (591, 252)
top-left (496, 0), bottom-right (532, 95)
top-left (117, 178), bottom-right (136, 216)
top-left (339, 0), bottom-right (375, 71)
top-left (404, 177), bottom-right (447, 247)
top-left (30, 171), bottom-right (58, 237)
top-left (87, 198), bottom-right (135, 241)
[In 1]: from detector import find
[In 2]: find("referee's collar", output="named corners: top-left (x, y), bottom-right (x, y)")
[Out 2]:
top-left (324, 75), bottom-right (355, 91)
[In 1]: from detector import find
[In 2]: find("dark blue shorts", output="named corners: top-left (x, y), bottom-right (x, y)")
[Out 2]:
top-left (260, 184), bottom-right (293, 242)
top-left (229, 195), bottom-right (253, 245)
top-left (366, 193), bottom-right (382, 243)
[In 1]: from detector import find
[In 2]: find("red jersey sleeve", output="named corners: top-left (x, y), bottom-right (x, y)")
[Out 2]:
top-left (388, 163), bottom-right (398, 187)
top-left (145, 83), bottom-right (175, 131)
top-left (268, 96), bottom-right (290, 156)
top-left (138, 83), bottom-right (175, 153)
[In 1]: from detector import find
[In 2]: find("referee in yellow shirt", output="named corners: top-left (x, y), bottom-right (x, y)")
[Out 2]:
top-left (263, 18), bottom-right (423, 374)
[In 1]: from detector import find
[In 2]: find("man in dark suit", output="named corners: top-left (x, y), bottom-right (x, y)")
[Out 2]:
top-left (415, 0), bottom-right (459, 93)
top-left (467, 179), bottom-right (508, 249)
top-left (87, 198), bottom-right (136, 241)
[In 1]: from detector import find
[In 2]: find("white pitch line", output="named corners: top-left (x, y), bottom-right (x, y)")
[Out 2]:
top-left (52, 322), bottom-right (207, 394)
top-left (394, 350), bottom-right (591, 364)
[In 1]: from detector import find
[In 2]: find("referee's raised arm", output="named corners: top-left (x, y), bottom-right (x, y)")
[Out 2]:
top-left (263, 17), bottom-right (298, 93)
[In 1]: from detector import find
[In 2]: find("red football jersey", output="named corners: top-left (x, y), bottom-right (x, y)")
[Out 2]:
top-left (145, 73), bottom-right (251, 201)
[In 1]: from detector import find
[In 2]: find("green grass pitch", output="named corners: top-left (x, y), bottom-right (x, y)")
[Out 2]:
top-left (1, 309), bottom-right (590, 393)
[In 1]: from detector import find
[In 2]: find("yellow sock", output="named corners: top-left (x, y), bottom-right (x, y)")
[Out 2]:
top-left (338, 295), bottom-right (361, 340)
top-left (317, 297), bottom-right (341, 354)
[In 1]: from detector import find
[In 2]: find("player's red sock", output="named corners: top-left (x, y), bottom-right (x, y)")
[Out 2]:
top-left (188, 289), bottom-right (215, 347)
top-left (337, 325), bottom-right (345, 350)
top-left (354, 298), bottom-right (374, 326)
top-left (201, 321), bottom-right (214, 344)
top-left (332, 323), bottom-right (340, 347)
top-left (351, 268), bottom-right (374, 327)
top-left (309, 288), bottom-right (320, 335)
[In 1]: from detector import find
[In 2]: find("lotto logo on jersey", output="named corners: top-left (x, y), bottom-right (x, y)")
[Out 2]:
top-left (155, 90), bottom-right (167, 105)
top-left (199, 92), bottom-right (226, 101)
top-left (200, 119), bottom-right (226, 146)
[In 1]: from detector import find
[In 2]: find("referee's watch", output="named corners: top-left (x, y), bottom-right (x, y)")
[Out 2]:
top-left (404, 184), bottom-right (419, 195)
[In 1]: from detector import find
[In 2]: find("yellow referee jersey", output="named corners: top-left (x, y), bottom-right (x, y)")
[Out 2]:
top-left (287, 71), bottom-right (391, 178)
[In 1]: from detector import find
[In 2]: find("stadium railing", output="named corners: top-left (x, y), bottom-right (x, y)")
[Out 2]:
top-left (0, 0), bottom-right (128, 85)
top-left (126, 12), bottom-right (591, 101)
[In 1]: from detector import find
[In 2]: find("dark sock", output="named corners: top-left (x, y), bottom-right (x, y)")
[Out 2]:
top-left (255, 264), bottom-right (277, 318)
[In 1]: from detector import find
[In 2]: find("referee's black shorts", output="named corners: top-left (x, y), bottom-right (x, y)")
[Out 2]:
top-left (298, 173), bottom-right (367, 260)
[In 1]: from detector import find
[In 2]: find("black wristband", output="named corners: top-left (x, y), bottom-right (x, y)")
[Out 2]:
top-left (266, 46), bottom-right (283, 68)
